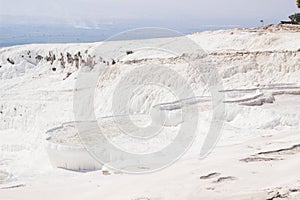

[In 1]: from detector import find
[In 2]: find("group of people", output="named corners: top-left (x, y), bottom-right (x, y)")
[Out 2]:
top-left (37, 50), bottom-right (118, 70)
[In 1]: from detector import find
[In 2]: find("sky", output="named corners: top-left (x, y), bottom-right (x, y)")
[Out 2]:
top-left (0, 0), bottom-right (299, 27)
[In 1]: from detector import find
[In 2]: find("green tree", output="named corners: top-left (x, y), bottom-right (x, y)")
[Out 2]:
top-left (297, 0), bottom-right (300, 8)
top-left (289, 13), bottom-right (300, 23)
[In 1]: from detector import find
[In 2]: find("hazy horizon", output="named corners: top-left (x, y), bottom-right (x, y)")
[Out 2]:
top-left (0, 0), bottom-right (299, 46)
top-left (1, 0), bottom-right (298, 26)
